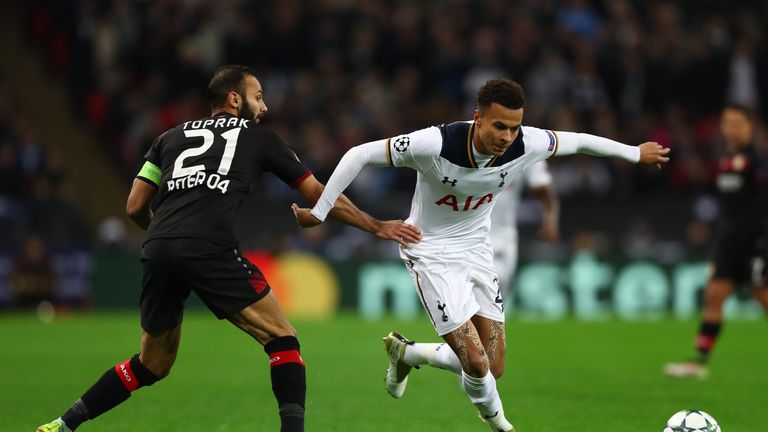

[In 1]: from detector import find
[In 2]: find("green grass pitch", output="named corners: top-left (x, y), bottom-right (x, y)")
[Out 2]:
top-left (2, 312), bottom-right (766, 431)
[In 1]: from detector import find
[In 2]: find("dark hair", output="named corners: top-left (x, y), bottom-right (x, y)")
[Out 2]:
top-left (477, 79), bottom-right (525, 111)
top-left (207, 65), bottom-right (258, 109)
top-left (722, 103), bottom-right (754, 120)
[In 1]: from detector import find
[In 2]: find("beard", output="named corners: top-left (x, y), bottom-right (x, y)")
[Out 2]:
top-left (239, 99), bottom-right (258, 123)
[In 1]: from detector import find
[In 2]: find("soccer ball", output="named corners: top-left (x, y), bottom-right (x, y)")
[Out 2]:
top-left (663, 410), bottom-right (720, 432)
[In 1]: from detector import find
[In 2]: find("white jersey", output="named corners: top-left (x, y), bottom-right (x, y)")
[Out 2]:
top-left (310, 119), bottom-right (639, 250)
top-left (491, 160), bottom-right (552, 230)
top-left (385, 121), bottom-right (559, 255)
top-left (310, 119), bottom-right (639, 334)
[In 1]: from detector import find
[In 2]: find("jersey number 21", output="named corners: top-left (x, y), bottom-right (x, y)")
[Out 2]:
top-left (172, 128), bottom-right (242, 178)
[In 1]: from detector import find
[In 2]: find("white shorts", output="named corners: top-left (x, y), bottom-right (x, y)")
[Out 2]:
top-left (401, 246), bottom-right (505, 336)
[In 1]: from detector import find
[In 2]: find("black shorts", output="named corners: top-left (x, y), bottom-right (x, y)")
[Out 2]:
top-left (712, 222), bottom-right (767, 286)
top-left (140, 238), bottom-right (271, 333)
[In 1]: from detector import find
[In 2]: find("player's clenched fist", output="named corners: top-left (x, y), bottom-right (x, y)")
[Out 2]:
top-left (638, 142), bottom-right (670, 168)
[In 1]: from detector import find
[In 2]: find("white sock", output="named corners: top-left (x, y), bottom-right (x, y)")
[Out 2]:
top-left (403, 343), bottom-right (462, 374)
top-left (461, 370), bottom-right (504, 418)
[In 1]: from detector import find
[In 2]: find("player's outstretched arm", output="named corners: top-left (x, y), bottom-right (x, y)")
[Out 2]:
top-left (126, 178), bottom-right (157, 230)
top-left (304, 140), bottom-right (390, 222)
top-left (293, 173), bottom-right (421, 248)
top-left (555, 132), bottom-right (670, 168)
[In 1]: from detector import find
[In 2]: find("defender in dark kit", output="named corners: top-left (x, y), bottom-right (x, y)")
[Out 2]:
top-left (37, 65), bottom-right (421, 432)
top-left (665, 104), bottom-right (768, 379)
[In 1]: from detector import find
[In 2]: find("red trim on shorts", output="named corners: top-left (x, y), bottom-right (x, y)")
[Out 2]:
top-left (290, 171), bottom-right (312, 188)
top-left (115, 359), bottom-right (140, 392)
top-left (269, 350), bottom-right (305, 368)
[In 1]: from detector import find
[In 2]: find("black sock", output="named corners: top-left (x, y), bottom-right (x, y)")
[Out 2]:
top-left (61, 399), bottom-right (89, 431)
top-left (265, 336), bottom-right (306, 432)
top-left (61, 354), bottom-right (160, 430)
top-left (696, 321), bottom-right (722, 364)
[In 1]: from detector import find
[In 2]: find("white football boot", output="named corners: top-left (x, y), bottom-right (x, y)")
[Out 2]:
top-left (663, 360), bottom-right (709, 379)
top-left (481, 409), bottom-right (516, 432)
top-left (382, 331), bottom-right (418, 398)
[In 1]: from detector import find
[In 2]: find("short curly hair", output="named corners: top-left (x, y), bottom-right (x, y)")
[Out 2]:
top-left (477, 79), bottom-right (525, 111)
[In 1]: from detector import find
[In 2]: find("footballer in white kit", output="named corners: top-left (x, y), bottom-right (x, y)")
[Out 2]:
top-left (293, 79), bottom-right (669, 431)
top-left (382, 120), bottom-right (560, 336)
top-left (490, 160), bottom-right (558, 298)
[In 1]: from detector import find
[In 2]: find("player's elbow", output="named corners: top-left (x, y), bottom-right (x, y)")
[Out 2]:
top-left (125, 198), bottom-right (145, 219)
top-left (348, 144), bottom-right (371, 162)
top-left (126, 198), bottom-right (151, 229)
top-left (126, 179), bottom-right (156, 221)
top-left (340, 144), bottom-right (370, 169)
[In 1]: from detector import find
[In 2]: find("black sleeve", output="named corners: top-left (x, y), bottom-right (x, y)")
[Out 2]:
top-left (143, 132), bottom-right (164, 165)
top-left (258, 129), bottom-right (312, 188)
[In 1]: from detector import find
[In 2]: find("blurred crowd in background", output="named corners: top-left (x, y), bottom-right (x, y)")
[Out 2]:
top-left (0, 85), bottom-right (91, 309)
top-left (1, 0), bottom-right (767, 308)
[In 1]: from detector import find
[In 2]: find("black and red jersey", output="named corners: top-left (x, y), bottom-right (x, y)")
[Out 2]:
top-left (137, 112), bottom-right (311, 247)
top-left (715, 145), bottom-right (768, 224)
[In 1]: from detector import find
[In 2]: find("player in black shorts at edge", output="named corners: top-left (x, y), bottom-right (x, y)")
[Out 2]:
top-left (665, 104), bottom-right (768, 379)
top-left (36, 65), bottom-right (422, 432)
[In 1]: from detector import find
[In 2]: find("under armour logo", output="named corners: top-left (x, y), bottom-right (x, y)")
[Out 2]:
top-left (437, 300), bottom-right (448, 322)
top-left (442, 177), bottom-right (457, 187)
top-left (498, 171), bottom-right (508, 187)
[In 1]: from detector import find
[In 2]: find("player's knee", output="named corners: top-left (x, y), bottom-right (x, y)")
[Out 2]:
top-left (491, 362), bottom-right (505, 379)
top-left (464, 351), bottom-right (490, 377)
top-left (703, 289), bottom-right (726, 309)
top-left (491, 346), bottom-right (506, 379)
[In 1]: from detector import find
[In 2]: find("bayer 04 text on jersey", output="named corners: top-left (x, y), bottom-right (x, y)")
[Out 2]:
top-left (167, 170), bottom-right (230, 194)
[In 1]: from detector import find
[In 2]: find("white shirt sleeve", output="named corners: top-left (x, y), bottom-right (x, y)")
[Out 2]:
top-left (310, 139), bottom-right (389, 221)
top-left (310, 127), bottom-right (441, 222)
top-left (385, 126), bottom-right (442, 170)
top-left (523, 160), bottom-right (552, 189)
top-left (520, 126), bottom-right (559, 163)
top-left (554, 132), bottom-right (640, 163)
